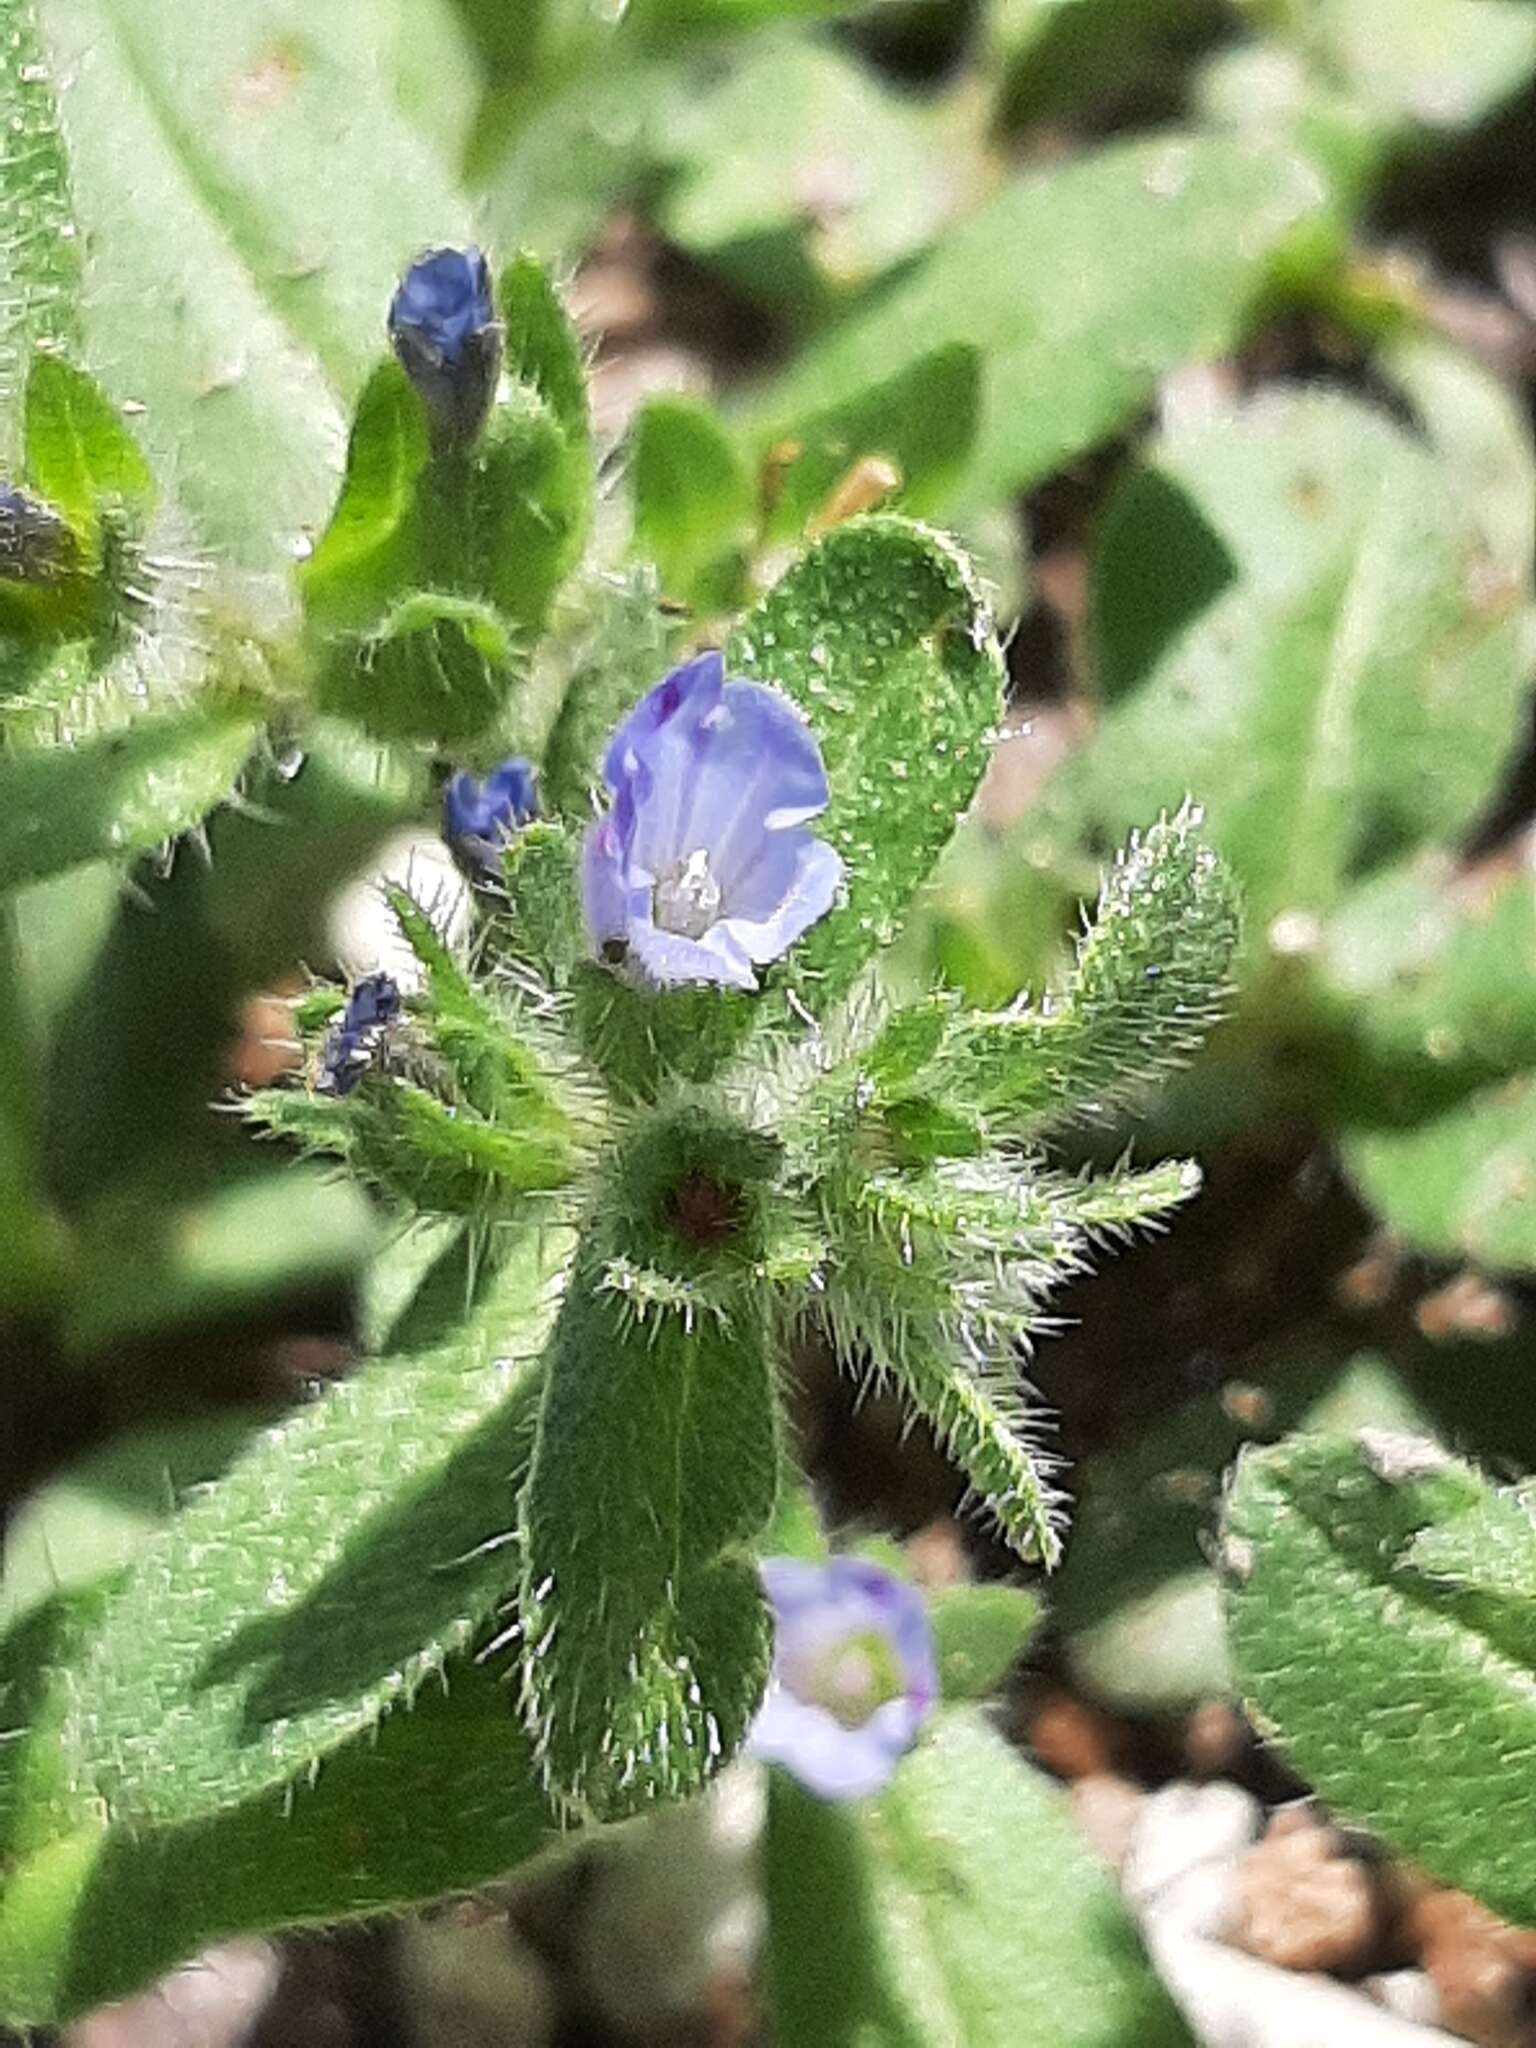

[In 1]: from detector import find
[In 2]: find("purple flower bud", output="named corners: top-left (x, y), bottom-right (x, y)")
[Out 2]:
top-left (749, 1557), bottom-right (938, 1800)
top-left (442, 757), bottom-right (538, 881)
top-left (581, 651), bottom-right (843, 992)
top-left (0, 483), bottom-right (75, 584)
top-left (318, 973), bottom-right (401, 1097)
top-left (389, 246), bottom-right (501, 447)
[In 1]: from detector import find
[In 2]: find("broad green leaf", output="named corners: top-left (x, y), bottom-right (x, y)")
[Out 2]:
top-left (0, 1416), bottom-right (260, 1628)
top-left (519, 1110), bottom-right (781, 1818)
top-left (1342, 1078), bottom-right (1536, 1270)
top-left (299, 359), bottom-right (433, 635)
top-left (1317, 859), bottom-right (1536, 1127)
top-left (753, 131), bottom-right (1337, 512)
top-left (0, 707), bottom-right (257, 894)
top-left (631, 394), bottom-right (755, 608)
top-left (36, 0), bottom-right (474, 571)
top-left (23, 353), bottom-right (153, 544)
top-left (0, 0), bottom-right (81, 454)
top-left (1063, 388), bottom-right (1527, 933)
top-left (59, 1227), bottom-right (569, 1832)
top-left (1224, 1430), bottom-right (1536, 1922)
top-left (0, 1597), bottom-right (554, 2024)
top-left (658, 38), bottom-right (981, 307)
top-left (761, 343), bottom-right (981, 545)
top-left (764, 1711), bottom-right (1192, 2047)
top-left (728, 516), bottom-right (1002, 1010)
top-left (928, 1583), bottom-right (1040, 1701)
top-left (1312, 0), bottom-right (1536, 132)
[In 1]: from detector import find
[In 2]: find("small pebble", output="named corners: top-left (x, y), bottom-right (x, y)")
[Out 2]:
top-left (1406, 1888), bottom-right (1536, 2048)
top-left (1232, 1811), bottom-right (1382, 1976)
top-left (1069, 1772), bottom-right (1145, 1874)
top-left (1122, 1781), bottom-right (1260, 1914)
top-left (1027, 1689), bottom-right (1125, 1781)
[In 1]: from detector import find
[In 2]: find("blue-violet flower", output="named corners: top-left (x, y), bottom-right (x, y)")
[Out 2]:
top-left (749, 1556), bottom-right (938, 1800)
top-left (442, 756), bottom-right (538, 881)
top-left (318, 973), bottom-right (401, 1097)
top-left (388, 246), bottom-right (501, 446)
top-left (582, 651), bottom-right (843, 992)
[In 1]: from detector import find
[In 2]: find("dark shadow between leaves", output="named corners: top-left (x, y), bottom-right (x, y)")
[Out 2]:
top-left (1091, 463), bottom-right (1236, 704)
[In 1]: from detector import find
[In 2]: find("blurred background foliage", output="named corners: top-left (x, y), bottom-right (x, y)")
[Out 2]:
top-left (6, 0), bottom-right (1536, 2006)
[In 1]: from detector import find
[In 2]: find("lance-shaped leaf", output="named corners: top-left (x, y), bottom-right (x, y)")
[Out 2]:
top-left (518, 1110), bottom-right (781, 1818)
top-left (53, 1225), bottom-right (570, 1835)
top-left (0, 0), bottom-right (81, 453)
top-left (921, 807), bottom-right (1241, 1137)
top-left (728, 516), bottom-right (1002, 1011)
top-left (764, 1711), bottom-right (1192, 2048)
top-left (299, 359), bottom-right (433, 635)
top-left (23, 353), bottom-right (153, 547)
top-left (0, 706), bottom-right (259, 895)
top-left (0, 1595), bottom-right (555, 2024)
top-left (1223, 1430), bottom-right (1536, 1923)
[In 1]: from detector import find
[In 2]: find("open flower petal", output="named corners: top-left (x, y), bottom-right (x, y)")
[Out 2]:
top-left (748, 1556), bottom-right (938, 1801)
top-left (583, 653), bottom-right (843, 990)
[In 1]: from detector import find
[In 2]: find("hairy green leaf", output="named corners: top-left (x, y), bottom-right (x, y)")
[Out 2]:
top-left (925, 808), bottom-right (1240, 1136)
top-left (518, 1111), bottom-right (780, 1818)
top-left (0, 707), bottom-right (257, 894)
top-left (1224, 1430), bottom-right (1536, 1922)
top-left (729, 516), bottom-right (1002, 1010)
top-left (0, 0), bottom-right (80, 455)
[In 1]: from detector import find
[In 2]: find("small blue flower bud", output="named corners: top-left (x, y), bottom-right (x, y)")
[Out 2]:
top-left (441, 756), bottom-right (538, 883)
top-left (388, 246), bottom-right (501, 448)
top-left (0, 483), bottom-right (75, 584)
top-left (318, 973), bottom-right (401, 1097)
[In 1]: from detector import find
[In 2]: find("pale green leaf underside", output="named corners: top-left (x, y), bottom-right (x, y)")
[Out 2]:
top-left (36, 0), bottom-right (474, 571)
